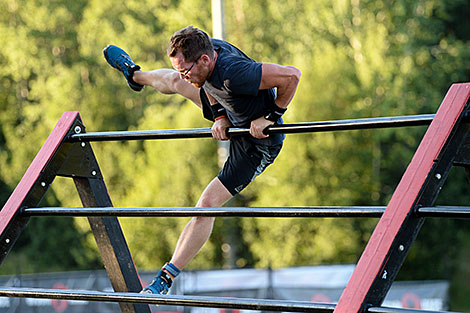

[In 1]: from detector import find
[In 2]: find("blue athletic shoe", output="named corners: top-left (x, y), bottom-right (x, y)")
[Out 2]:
top-left (103, 45), bottom-right (144, 92)
top-left (140, 270), bottom-right (173, 295)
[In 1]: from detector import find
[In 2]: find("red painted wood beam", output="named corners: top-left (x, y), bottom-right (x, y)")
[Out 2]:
top-left (0, 111), bottom-right (79, 235)
top-left (334, 83), bottom-right (470, 313)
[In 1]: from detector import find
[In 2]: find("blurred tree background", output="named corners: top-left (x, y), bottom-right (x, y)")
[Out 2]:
top-left (0, 0), bottom-right (469, 310)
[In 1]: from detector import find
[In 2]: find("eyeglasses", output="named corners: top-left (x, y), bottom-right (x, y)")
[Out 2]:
top-left (181, 56), bottom-right (201, 78)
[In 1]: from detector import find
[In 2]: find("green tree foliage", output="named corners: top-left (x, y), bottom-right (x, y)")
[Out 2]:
top-left (0, 3), bottom-right (469, 309)
top-left (0, 0), bottom-right (100, 273)
top-left (222, 0), bottom-right (470, 272)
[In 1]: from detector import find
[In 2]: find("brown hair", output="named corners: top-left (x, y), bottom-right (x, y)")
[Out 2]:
top-left (168, 26), bottom-right (214, 62)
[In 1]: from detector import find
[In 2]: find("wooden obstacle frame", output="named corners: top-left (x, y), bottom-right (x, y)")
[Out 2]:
top-left (1, 83), bottom-right (470, 313)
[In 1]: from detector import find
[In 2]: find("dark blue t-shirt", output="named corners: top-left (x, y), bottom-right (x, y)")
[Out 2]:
top-left (202, 39), bottom-right (284, 145)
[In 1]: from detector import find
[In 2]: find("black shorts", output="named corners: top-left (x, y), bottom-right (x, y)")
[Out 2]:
top-left (218, 136), bottom-right (283, 195)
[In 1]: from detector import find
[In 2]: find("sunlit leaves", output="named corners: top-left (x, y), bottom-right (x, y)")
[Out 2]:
top-left (0, 0), bottom-right (469, 275)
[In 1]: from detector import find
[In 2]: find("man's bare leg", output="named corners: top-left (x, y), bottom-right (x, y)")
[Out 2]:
top-left (168, 177), bottom-right (232, 271)
top-left (133, 70), bottom-right (202, 106)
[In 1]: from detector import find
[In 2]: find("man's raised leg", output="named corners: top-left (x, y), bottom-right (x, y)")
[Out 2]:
top-left (103, 44), bottom-right (201, 105)
top-left (134, 69), bottom-right (202, 106)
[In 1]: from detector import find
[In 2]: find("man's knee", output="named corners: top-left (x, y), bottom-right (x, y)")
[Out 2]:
top-left (196, 178), bottom-right (232, 208)
top-left (167, 71), bottom-right (183, 93)
top-left (190, 216), bottom-right (215, 225)
top-left (151, 70), bottom-right (181, 94)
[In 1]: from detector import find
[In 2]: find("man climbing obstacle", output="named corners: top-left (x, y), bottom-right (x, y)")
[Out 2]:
top-left (103, 25), bottom-right (301, 295)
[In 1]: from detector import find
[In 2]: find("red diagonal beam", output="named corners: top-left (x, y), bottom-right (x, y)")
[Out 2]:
top-left (0, 112), bottom-right (150, 313)
top-left (334, 83), bottom-right (470, 313)
top-left (0, 111), bottom-right (79, 238)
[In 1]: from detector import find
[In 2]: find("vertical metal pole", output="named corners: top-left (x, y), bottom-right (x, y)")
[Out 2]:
top-left (212, 0), bottom-right (225, 39)
top-left (212, 0), bottom-right (241, 270)
top-left (212, 0), bottom-right (230, 168)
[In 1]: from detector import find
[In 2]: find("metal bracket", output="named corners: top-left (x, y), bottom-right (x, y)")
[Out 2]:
top-left (56, 121), bottom-right (102, 179)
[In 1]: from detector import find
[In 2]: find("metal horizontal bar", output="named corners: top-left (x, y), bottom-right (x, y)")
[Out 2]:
top-left (368, 305), bottom-right (456, 313)
top-left (0, 288), bottom-right (453, 313)
top-left (68, 114), bottom-right (435, 142)
top-left (367, 305), bottom-right (452, 313)
top-left (417, 206), bottom-right (470, 218)
top-left (0, 287), bottom-right (335, 313)
top-left (24, 206), bottom-right (470, 218)
top-left (21, 206), bottom-right (386, 217)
